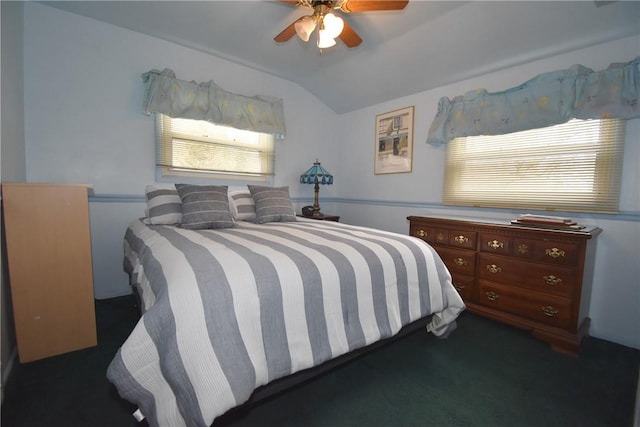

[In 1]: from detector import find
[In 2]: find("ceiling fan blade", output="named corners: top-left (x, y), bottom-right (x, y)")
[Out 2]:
top-left (278, 0), bottom-right (302, 5)
top-left (339, 20), bottom-right (362, 47)
top-left (274, 19), bottom-right (301, 43)
top-left (340, 0), bottom-right (409, 13)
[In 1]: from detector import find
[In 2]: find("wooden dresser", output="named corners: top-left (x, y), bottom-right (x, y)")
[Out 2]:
top-left (2, 183), bottom-right (97, 362)
top-left (408, 216), bottom-right (601, 355)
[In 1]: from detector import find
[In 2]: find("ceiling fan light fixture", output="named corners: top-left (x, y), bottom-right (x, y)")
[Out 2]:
top-left (275, 0), bottom-right (408, 49)
top-left (322, 12), bottom-right (344, 38)
top-left (317, 29), bottom-right (337, 48)
top-left (295, 15), bottom-right (317, 42)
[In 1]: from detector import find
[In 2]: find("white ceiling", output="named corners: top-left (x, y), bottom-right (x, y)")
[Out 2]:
top-left (40, 1), bottom-right (640, 114)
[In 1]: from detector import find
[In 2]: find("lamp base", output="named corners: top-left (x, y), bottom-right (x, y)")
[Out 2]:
top-left (312, 183), bottom-right (324, 218)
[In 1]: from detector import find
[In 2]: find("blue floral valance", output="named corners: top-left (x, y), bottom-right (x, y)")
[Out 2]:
top-left (427, 57), bottom-right (640, 145)
top-left (142, 69), bottom-right (286, 139)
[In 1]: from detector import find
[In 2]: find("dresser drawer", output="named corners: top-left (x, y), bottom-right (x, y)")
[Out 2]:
top-left (410, 224), bottom-right (434, 243)
top-left (483, 235), bottom-right (579, 265)
top-left (446, 229), bottom-right (476, 249)
top-left (478, 254), bottom-right (575, 297)
top-left (480, 233), bottom-right (512, 256)
top-left (450, 273), bottom-right (475, 301)
top-left (477, 281), bottom-right (571, 329)
top-left (534, 240), bottom-right (579, 266)
top-left (431, 228), bottom-right (477, 249)
top-left (436, 246), bottom-right (476, 276)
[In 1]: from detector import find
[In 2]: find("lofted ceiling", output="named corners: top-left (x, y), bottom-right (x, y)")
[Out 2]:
top-left (40, 1), bottom-right (640, 114)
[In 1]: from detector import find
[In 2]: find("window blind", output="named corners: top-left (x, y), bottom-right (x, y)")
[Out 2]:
top-left (156, 114), bottom-right (274, 177)
top-left (443, 119), bottom-right (626, 213)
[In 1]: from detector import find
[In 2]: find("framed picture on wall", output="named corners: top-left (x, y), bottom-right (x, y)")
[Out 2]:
top-left (374, 106), bottom-right (414, 174)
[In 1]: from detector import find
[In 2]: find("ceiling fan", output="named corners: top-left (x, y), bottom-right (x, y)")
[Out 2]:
top-left (274, 0), bottom-right (409, 49)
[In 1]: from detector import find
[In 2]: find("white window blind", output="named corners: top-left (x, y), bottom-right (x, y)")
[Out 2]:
top-left (156, 114), bottom-right (275, 179)
top-left (443, 119), bottom-right (626, 213)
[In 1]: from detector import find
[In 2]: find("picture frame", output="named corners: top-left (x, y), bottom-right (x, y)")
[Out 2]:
top-left (374, 106), bottom-right (414, 174)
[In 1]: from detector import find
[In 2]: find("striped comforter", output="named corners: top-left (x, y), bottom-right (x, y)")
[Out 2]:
top-left (107, 218), bottom-right (465, 427)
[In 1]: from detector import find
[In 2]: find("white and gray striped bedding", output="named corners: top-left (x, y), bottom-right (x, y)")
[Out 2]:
top-left (107, 218), bottom-right (465, 427)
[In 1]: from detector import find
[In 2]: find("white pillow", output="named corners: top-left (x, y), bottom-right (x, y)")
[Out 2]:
top-left (228, 191), bottom-right (257, 221)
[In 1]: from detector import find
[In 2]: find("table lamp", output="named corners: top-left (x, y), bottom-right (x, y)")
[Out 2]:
top-left (300, 159), bottom-right (333, 218)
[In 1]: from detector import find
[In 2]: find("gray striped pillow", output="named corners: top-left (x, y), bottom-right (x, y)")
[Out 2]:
top-left (248, 185), bottom-right (297, 224)
top-left (144, 185), bottom-right (182, 225)
top-left (228, 191), bottom-right (256, 221)
top-left (175, 184), bottom-right (235, 230)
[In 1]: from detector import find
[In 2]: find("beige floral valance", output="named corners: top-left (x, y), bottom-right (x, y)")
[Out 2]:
top-left (427, 57), bottom-right (639, 145)
top-left (142, 69), bottom-right (286, 139)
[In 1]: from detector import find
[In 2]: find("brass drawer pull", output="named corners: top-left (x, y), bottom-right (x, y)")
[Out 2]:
top-left (454, 235), bottom-right (469, 245)
top-left (545, 247), bottom-right (565, 258)
top-left (454, 284), bottom-right (465, 292)
top-left (485, 291), bottom-right (500, 301)
top-left (453, 258), bottom-right (467, 266)
top-left (417, 229), bottom-right (426, 238)
top-left (436, 232), bottom-right (445, 242)
top-left (486, 264), bottom-right (502, 274)
top-left (542, 275), bottom-right (562, 286)
top-left (541, 306), bottom-right (559, 317)
top-left (488, 240), bottom-right (504, 250)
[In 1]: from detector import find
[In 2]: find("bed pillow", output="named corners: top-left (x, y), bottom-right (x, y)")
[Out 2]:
top-left (248, 185), bottom-right (297, 224)
top-left (175, 184), bottom-right (235, 230)
top-left (228, 190), bottom-right (257, 221)
top-left (144, 185), bottom-right (183, 225)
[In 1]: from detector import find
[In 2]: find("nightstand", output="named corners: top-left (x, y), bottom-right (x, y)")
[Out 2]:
top-left (297, 215), bottom-right (340, 222)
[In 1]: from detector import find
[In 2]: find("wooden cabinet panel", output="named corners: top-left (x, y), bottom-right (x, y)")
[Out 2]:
top-left (511, 237), bottom-right (537, 259)
top-left (2, 183), bottom-right (97, 362)
top-left (408, 216), bottom-right (600, 355)
top-left (433, 228), bottom-right (449, 245)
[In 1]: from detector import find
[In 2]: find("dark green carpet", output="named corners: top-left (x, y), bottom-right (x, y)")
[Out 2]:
top-left (2, 295), bottom-right (638, 427)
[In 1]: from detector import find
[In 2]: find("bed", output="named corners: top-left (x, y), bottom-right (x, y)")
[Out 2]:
top-left (107, 186), bottom-right (465, 427)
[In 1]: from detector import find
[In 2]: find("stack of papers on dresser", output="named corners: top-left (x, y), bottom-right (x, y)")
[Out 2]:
top-left (511, 214), bottom-right (585, 229)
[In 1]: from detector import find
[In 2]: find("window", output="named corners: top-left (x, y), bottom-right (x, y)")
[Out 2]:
top-left (156, 114), bottom-right (275, 181)
top-left (443, 119), bottom-right (626, 213)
